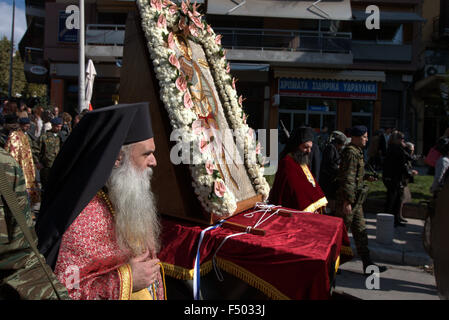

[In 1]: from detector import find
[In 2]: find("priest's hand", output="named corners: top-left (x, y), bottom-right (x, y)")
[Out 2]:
top-left (343, 201), bottom-right (352, 216)
top-left (129, 250), bottom-right (161, 292)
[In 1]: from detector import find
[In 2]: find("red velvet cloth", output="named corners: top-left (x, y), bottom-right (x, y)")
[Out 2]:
top-left (269, 155), bottom-right (326, 212)
top-left (158, 208), bottom-right (351, 300)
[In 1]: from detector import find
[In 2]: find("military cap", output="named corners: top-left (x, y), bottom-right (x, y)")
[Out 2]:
top-left (351, 125), bottom-right (368, 137)
top-left (18, 117), bottom-right (30, 124)
top-left (50, 117), bottom-right (63, 125)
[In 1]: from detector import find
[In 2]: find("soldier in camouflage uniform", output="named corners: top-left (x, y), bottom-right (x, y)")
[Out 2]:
top-left (0, 147), bottom-right (69, 299)
top-left (336, 125), bottom-right (387, 274)
top-left (36, 117), bottom-right (63, 189)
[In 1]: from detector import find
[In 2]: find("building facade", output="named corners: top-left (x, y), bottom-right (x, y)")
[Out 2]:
top-left (413, 0), bottom-right (449, 155)
top-left (204, 0), bottom-right (426, 156)
top-left (21, 0), bottom-right (431, 152)
top-left (21, 0), bottom-right (133, 115)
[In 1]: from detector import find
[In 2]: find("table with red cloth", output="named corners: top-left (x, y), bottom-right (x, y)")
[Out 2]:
top-left (158, 207), bottom-right (353, 300)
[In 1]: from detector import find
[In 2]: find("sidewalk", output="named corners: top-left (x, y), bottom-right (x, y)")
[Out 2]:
top-left (347, 212), bottom-right (432, 267)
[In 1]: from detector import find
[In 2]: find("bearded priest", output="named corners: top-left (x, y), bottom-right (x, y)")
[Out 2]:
top-left (35, 103), bottom-right (164, 300)
top-left (269, 126), bottom-right (328, 213)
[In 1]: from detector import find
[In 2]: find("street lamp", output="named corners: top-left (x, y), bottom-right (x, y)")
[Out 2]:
top-left (79, 0), bottom-right (85, 114)
top-left (8, 0), bottom-right (16, 100)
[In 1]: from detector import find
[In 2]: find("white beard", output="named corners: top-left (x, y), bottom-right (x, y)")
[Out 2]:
top-left (105, 150), bottom-right (160, 256)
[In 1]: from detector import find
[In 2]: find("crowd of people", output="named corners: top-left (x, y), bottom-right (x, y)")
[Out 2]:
top-left (1, 97), bottom-right (447, 299)
top-left (0, 100), bottom-right (85, 218)
top-left (271, 123), bottom-right (449, 284)
top-left (271, 125), bottom-right (388, 275)
top-left (1, 102), bottom-right (163, 300)
top-left (313, 125), bottom-right (420, 228)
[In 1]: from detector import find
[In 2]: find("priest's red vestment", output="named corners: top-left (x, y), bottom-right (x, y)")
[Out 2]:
top-left (269, 154), bottom-right (328, 212)
top-left (54, 194), bottom-right (164, 300)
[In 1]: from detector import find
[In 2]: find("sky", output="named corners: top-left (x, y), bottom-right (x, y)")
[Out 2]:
top-left (0, 0), bottom-right (27, 48)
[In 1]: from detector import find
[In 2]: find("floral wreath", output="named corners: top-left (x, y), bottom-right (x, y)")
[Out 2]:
top-left (136, 0), bottom-right (270, 217)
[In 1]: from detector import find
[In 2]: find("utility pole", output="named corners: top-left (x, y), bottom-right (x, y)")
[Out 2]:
top-left (8, 0), bottom-right (15, 99)
top-left (78, 0), bottom-right (85, 114)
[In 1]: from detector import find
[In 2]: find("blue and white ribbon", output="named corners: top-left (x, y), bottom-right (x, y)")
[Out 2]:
top-left (193, 220), bottom-right (224, 300)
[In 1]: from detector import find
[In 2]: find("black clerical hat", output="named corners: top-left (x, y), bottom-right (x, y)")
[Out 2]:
top-left (289, 126), bottom-right (315, 145)
top-left (36, 102), bottom-right (154, 268)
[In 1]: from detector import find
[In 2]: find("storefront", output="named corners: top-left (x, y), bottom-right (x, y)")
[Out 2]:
top-left (273, 69), bottom-right (386, 137)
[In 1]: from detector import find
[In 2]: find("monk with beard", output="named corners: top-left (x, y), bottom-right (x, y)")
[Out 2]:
top-left (269, 126), bottom-right (328, 213)
top-left (35, 103), bottom-right (163, 300)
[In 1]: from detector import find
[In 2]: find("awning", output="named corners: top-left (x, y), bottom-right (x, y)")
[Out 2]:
top-left (274, 68), bottom-right (386, 82)
top-left (230, 63), bottom-right (270, 71)
top-left (207, 0), bottom-right (352, 20)
top-left (352, 10), bottom-right (426, 23)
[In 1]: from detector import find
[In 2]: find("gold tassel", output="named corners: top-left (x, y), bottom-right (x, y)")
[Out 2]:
top-left (215, 258), bottom-right (290, 300)
top-left (160, 260), bottom-right (213, 280)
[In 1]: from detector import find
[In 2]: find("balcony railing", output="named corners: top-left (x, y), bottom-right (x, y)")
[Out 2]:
top-left (352, 41), bottom-right (412, 62)
top-left (214, 27), bottom-right (352, 54)
top-left (86, 24), bottom-right (125, 46)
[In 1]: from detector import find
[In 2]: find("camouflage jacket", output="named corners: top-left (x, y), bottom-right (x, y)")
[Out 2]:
top-left (0, 128), bottom-right (9, 149)
top-left (0, 147), bottom-right (69, 299)
top-left (38, 132), bottom-right (61, 168)
top-left (336, 143), bottom-right (366, 204)
top-left (25, 132), bottom-right (40, 166)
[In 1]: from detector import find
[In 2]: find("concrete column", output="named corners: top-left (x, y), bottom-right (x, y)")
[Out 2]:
top-left (373, 100), bottom-right (381, 132)
top-left (50, 78), bottom-right (64, 111)
top-left (337, 100), bottom-right (352, 132)
top-left (412, 95), bottom-right (425, 155)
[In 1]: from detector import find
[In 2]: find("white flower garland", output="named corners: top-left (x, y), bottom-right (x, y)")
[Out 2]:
top-left (136, 0), bottom-right (270, 217)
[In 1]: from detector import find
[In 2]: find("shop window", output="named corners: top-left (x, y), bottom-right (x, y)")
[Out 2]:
top-left (64, 81), bottom-right (79, 116)
top-left (280, 97), bottom-right (307, 110)
top-left (294, 113), bottom-right (306, 129)
top-left (307, 99), bottom-right (337, 112)
top-left (91, 81), bottom-right (120, 109)
top-left (279, 112), bottom-right (292, 133)
top-left (322, 114), bottom-right (336, 132)
top-left (352, 100), bottom-right (373, 113)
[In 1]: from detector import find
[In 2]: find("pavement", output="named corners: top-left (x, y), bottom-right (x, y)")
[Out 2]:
top-left (334, 260), bottom-right (439, 300)
top-left (333, 212), bottom-right (439, 300)
top-left (350, 212), bottom-right (433, 267)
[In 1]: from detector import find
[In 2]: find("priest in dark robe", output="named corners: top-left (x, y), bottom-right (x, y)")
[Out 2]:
top-left (269, 126), bottom-right (328, 213)
top-left (35, 103), bottom-right (164, 300)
